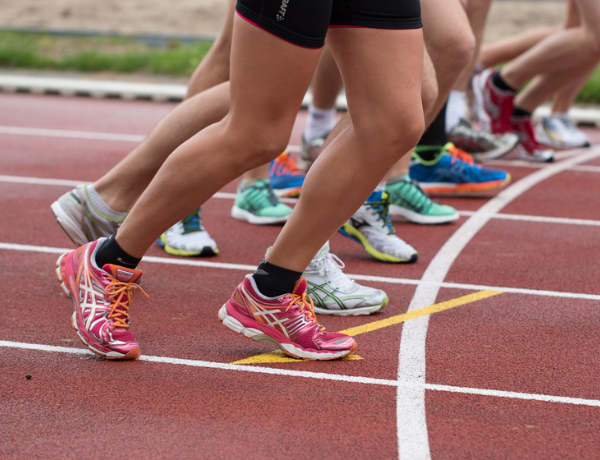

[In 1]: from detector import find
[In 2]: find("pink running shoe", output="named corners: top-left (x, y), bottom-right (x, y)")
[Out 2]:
top-left (511, 116), bottom-right (554, 163)
top-left (219, 275), bottom-right (357, 360)
top-left (472, 68), bottom-right (514, 134)
top-left (55, 239), bottom-right (146, 360)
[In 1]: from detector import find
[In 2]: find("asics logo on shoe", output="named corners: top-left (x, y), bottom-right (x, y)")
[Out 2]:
top-left (116, 269), bottom-right (135, 281)
top-left (350, 217), bottom-right (369, 229)
top-left (276, 0), bottom-right (289, 21)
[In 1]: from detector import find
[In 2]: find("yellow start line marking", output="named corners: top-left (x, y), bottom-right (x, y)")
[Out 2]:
top-left (230, 290), bottom-right (503, 364)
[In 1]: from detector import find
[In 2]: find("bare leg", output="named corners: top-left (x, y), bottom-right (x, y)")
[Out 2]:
top-left (268, 27), bottom-right (424, 272)
top-left (116, 17), bottom-right (321, 257)
top-left (185, 0), bottom-right (236, 96)
top-left (501, 0), bottom-right (600, 90)
top-left (478, 27), bottom-right (557, 69)
top-left (94, 83), bottom-right (230, 212)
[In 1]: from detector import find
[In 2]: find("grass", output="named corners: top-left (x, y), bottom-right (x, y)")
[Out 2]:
top-left (0, 31), bottom-right (213, 76)
top-left (1, 31), bottom-right (600, 105)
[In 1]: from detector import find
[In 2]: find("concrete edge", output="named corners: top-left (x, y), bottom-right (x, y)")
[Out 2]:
top-left (1, 73), bottom-right (599, 126)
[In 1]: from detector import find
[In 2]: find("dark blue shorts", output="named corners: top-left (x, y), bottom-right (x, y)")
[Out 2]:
top-left (236, 0), bottom-right (422, 49)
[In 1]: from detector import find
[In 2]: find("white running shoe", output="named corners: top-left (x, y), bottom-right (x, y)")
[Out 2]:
top-left (304, 242), bottom-right (388, 316)
top-left (536, 114), bottom-right (591, 149)
top-left (157, 208), bottom-right (219, 257)
top-left (339, 191), bottom-right (418, 263)
top-left (51, 184), bottom-right (125, 246)
top-left (298, 133), bottom-right (328, 171)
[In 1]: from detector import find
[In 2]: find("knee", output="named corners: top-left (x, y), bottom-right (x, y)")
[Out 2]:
top-left (230, 126), bottom-right (290, 169)
top-left (356, 107), bottom-right (425, 159)
top-left (450, 28), bottom-right (476, 73)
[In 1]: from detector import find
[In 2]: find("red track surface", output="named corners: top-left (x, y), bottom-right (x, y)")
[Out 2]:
top-left (1, 93), bottom-right (600, 459)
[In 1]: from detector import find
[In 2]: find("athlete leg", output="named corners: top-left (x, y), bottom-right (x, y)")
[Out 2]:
top-left (115, 16), bottom-right (321, 257)
top-left (267, 27), bottom-right (425, 272)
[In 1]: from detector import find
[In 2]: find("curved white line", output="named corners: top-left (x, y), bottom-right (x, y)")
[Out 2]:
top-left (396, 146), bottom-right (600, 460)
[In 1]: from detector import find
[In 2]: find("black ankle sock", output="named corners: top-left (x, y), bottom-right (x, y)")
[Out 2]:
top-left (95, 232), bottom-right (142, 270)
top-left (512, 106), bottom-right (532, 118)
top-left (416, 101), bottom-right (448, 162)
top-left (252, 259), bottom-right (302, 297)
top-left (492, 71), bottom-right (516, 93)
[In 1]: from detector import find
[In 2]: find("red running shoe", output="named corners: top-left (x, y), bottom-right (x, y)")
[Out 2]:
top-left (472, 68), bottom-right (514, 134)
top-left (55, 239), bottom-right (147, 359)
top-left (219, 275), bottom-right (357, 360)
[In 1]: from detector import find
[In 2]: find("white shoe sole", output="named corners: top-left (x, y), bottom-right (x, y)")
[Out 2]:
top-left (231, 206), bottom-right (290, 225)
top-left (51, 201), bottom-right (88, 246)
top-left (389, 204), bottom-right (459, 225)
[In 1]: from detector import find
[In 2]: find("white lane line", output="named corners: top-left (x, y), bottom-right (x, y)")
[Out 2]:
top-left (2, 241), bottom-right (600, 301)
top-left (490, 160), bottom-right (600, 173)
top-left (396, 145), bottom-right (600, 460)
top-left (0, 125), bottom-right (146, 142)
top-left (3, 340), bottom-right (600, 408)
top-left (458, 211), bottom-right (600, 227)
top-left (2, 174), bottom-right (599, 226)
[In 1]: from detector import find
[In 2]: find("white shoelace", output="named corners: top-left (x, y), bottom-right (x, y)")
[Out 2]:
top-left (310, 250), bottom-right (356, 291)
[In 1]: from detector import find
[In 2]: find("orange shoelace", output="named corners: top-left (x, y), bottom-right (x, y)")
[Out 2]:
top-left (277, 153), bottom-right (302, 175)
top-left (105, 279), bottom-right (148, 328)
top-left (447, 143), bottom-right (475, 166)
top-left (284, 292), bottom-right (324, 331)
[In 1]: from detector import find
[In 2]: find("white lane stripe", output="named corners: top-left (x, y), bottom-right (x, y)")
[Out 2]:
top-left (0, 125), bottom-right (303, 153)
top-left (2, 241), bottom-right (599, 301)
top-left (1, 174), bottom-right (598, 225)
top-left (396, 146), bottom-right (600, 460)
top-left (489, 160), bottom-right (600, 174)
top-left (2, 340), bottom-right (600, 408)
top-left (458, 210), bottom-right (600, 227)
top-left (0, 125), bottom-right (146, 142)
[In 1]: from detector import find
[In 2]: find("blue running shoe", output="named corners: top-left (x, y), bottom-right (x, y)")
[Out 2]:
top-left (269, 151), bottom-right (306, 198)
top-left (410, 143), bottom-right (511, 194)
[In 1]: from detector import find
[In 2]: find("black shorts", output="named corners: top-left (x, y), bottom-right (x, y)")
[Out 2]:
top-left (236, 0), bottom-right (422, 49)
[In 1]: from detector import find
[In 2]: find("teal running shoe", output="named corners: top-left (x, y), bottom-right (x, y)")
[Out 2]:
top-left (231, 178), bottom-right (292, 225)
top-left (385, 176), bottom-right (458, 224)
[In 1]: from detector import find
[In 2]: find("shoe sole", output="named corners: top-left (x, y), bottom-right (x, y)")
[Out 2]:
top-left (388, 204), bottom-right (459, 225)
top-left (312, 296), bottom-right (389, 316)
top-left (55, 253), bottom-right (141, 360)
top-left (230, 206), bottom-right (290, 225)
top-left (469, 136), bottom-right (520, 163)
top-left (271, 187), bottom-right (302, 198)
top-left (516, 145), bottom-right (554, 163)
top-left (50, 201), bottom-right (89, 246)
top-left (338, 225), bottom-right (418, 264)
top-left (218, 305), bottom-right (357, 360)
top-left (418, 175), bottom-right (512, 195)
top-left (156, 235), bottom-right (219, 257)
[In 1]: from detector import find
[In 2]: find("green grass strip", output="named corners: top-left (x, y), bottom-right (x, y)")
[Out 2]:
top-left (0, 31), bottom-right (212, 76)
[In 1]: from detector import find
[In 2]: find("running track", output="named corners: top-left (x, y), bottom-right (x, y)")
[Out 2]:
top-left (1, 93), bottom-right (600, 459)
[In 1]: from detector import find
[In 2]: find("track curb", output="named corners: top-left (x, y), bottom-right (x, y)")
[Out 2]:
top-left (1, 72), bottom-right (600, 125)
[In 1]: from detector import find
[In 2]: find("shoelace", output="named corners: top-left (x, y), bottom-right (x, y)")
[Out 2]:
top-left (276, 153), bottom-right (303, 176)
top-left (246, 180), bottom-right (278, 207)
top-left (105, 279), bottom-right (148, 328)
top-left (181, 209), bottom-right (204, 234)
top-left (395, 179), bottom-right (431, 212)
top-left (447, 143), bottom-right (476, 167)
top-left (283, 291), bottom-right (324, 331)
top-left (367, 193), bottom-right (396, 235)
top-left (311, 250), bottom-right (355, 291)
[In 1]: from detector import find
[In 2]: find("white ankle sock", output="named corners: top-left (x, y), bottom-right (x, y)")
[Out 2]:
top-left (85, 185), bottom-right (128, 219)
top-left (304, 104), bottom-right (336, 143)
top-left (446, 90), bottom-right (468, 132)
